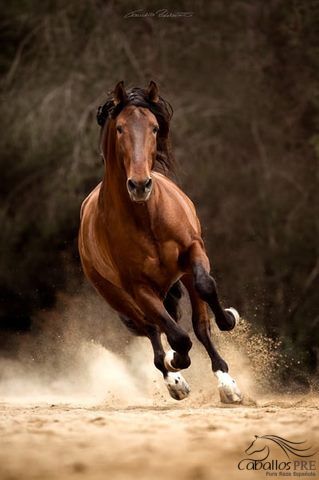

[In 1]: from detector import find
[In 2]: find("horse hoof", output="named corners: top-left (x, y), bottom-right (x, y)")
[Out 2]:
top-left (165, 371), bottom-right (190, 400)
top-left (214, 370), bottom-right (242, 404)
top-left (164, 349), bottom-right (180, 372)
top-left (225, 307), bottom-right (240, 328)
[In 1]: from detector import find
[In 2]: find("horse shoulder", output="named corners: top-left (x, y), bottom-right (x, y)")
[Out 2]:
top-left (152, 173), bottom-right (201, 235)
top-left (79, 183), bottom-right (122, 289)
top-left (80, 183), bottom-right (102, 220)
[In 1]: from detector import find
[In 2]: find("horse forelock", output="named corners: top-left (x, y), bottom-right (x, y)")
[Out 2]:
top-left (97, 86), bottom-right (175, 175)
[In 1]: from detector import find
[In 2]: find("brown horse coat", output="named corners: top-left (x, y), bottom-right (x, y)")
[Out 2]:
top-left (78, 82), bottom-right (241, 403)
top-left (79, 171), bottom-right (202, 298)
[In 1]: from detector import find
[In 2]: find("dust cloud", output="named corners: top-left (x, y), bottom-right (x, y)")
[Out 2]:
top-left (0, 287), bottom-right (318, 480)
top-left (0, 284), bottom-right (305, 408)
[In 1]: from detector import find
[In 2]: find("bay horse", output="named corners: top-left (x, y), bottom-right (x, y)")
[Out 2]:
top-left (79, 81), bottom-right (242, 403)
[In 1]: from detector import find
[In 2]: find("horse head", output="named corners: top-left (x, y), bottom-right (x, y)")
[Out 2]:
top-left (98, 80), bottom-right (173, 203)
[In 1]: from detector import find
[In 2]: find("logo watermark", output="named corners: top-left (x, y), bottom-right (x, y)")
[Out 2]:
top-left (124, 9), bottom-right (194, 19)
top-left (238, 435), bottom-right (317, 476)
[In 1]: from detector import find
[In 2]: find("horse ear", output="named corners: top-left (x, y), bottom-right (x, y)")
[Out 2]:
top-left (113, 81), bottom-right (127, 105)
top-left (147, 80), bottom-right (159, 103)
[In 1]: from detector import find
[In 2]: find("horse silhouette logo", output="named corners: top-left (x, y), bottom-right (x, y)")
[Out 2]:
top-left (244, 434), bottom-right (317, 461)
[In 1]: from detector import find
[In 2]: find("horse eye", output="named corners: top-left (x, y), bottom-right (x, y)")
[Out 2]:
top-left (153, 126), bottom-right (159, 134)
top-left (116, 125), bottom-right (123, 133)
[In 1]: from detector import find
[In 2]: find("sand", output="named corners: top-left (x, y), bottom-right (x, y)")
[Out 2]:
top-left (0, 297), bottom-right (317, 480)
top-left (0, 395), bottom-right (318, 480)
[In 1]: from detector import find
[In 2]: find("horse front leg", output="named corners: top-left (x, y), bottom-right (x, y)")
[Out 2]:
top-left (134, 286), bottom-right (193, 372)
top-left (147, 326), bottom-right (190, 400)
top-left (182, 274), bottom-right (242, 403)
top-left (186, 241), bottom-right (240, 331)
top-left (87, 268), bottom-right (190, 400)
top-left (182, 243), bottom-right (243, 404)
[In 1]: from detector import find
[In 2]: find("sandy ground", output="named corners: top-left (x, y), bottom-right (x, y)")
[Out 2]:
top-left (0, 394), bottom-right (318, 480)
top-left (0, 303), bottom-right (317, 480)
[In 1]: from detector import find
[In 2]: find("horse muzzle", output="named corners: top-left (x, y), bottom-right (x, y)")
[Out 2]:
top-left (127, 177), bottom-right (153, 202)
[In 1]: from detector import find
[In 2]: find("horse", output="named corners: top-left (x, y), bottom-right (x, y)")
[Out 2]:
top-left (78, 80), bottom-right (242, 403)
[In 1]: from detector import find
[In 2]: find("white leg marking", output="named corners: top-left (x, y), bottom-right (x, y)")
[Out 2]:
top-left (215, 370), bottom-right (242, 404)
top-left (164, 349), bottom-right (180, 372)
top-left (225, 307), bottom-right (240, 326)
top-left (165, 371), bottom-right (190, 400)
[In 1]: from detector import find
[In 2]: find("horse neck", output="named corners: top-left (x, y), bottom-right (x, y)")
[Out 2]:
top-left (100, 161), bottom-right (131, 212)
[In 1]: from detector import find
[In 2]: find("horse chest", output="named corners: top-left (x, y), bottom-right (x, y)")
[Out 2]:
top-left (115, 233), bottom-right (180, 283)
top-left (144, 243), bottom-right (174, 269)
top-left (105, 206), bottom-right (184, 288)
top-left (141, 239), bottom-right (181, 282)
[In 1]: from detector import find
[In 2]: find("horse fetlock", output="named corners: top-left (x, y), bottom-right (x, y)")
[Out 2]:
top-left (165, 371), bottom-right (190, 400)
top-left (212, 357), bottom-right (229, 373)
top-left (164, 350), bottom-right (180, 372)
top-left (215, 307), bottom-right (240, 331)
top-left (164, 349), bottom-right (191, 371)
top-left (224, 307), bottom-right (240, 329)
top-left (214, 370), bottom-right (242, 404)
top-left (173, 351), bottom-right (191, 370)
top-left (173, 333), bottom-right (192, 354)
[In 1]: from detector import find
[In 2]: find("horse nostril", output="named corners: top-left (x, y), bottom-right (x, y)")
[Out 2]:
top-left (144, 178), bottom-right (152, 190)
top-left (127, 179), bottom-right (137, 192)
top-left (127, 177), bottom-right (153, 197)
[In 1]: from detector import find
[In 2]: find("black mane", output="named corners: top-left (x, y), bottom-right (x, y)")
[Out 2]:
top-left (97, 86), bottom-right (175, 175)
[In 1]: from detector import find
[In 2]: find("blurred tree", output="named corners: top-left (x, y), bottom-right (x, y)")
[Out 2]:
top-left (0, 0), bottom-right (318, 375)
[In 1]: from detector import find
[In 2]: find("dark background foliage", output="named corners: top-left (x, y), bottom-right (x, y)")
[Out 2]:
top-left (0, 0), bottom-right (318, 376)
